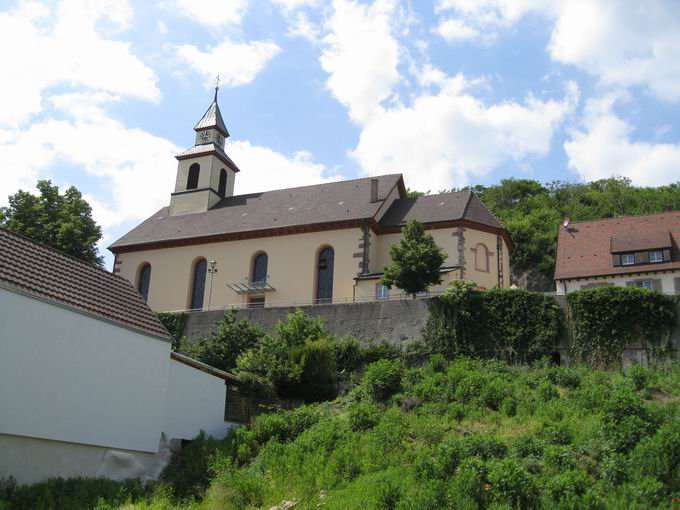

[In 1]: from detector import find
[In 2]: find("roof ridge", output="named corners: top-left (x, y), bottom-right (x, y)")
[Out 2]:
top-left (565, 209), bottom-right (680, 226)
top-left (227, 173), bottom-right (403, 198)
top-left (459, 190), bottom-right (473, 220)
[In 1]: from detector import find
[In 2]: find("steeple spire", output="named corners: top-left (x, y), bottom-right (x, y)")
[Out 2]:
top-left (214, 74), bottom-right (220, 102)
top-left (194, 84), bottom-right (229, 141)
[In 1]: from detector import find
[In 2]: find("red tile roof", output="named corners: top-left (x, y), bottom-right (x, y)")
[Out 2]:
top-left (554, 211), bottom-right (680, 280)
top-left (0, 228), bottom-right (170, 340)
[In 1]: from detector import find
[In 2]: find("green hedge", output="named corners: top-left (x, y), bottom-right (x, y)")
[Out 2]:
top-left (156, 311), bottom-right (187, 347)
top-left (424, 282), bottom-right (564, 363)
top-left (567, 286), bottom-right (677, 367)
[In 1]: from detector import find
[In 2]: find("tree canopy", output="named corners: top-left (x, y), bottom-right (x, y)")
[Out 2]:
top-left (0, 180), bottom-right (104, 266)
top-left (381, 219), bottom-right (447, 297)
top-left (463, 177), bottom-right (680, 284)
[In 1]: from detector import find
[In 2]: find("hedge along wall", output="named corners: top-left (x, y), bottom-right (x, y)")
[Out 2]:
top-left (423, 282), bottom-right (565, 364)
top-left (424, 282), bottom-right (678, 367)
top-left (566, 286), bottom-right (677, 367)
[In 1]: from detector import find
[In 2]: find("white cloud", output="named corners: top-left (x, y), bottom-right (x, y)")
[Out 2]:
top-left (229, 141), bottom-right (344, 194)
top-left (353, 78), bottom-right (579, 191)
top-left (435, 18), bottom-right (480, 42)
top-left (174, 0), bottom-right (249, 27)
top-left (287, 11), bottom-right (321, 42)
top-left (434, 0), bottom-right (680, 103)
top-left (320, 0), bottom-right (400, 123)
top-left (565, 94), bottom-right (680, 186)
top-left (177, 39), bottom-right (281, 88)
top-left (0, 0), bottom-right (159, 127)
top-left (270, 0), bottom-right (319, 12)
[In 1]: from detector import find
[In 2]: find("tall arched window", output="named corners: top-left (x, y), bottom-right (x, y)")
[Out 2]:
top-left (473, 243), bottom-right (490, 272)
top-left (190, 258), bottom-right (207, 310)
top-left (316, 247), bottom-right (334, 303)
top-left (187, 163), bottom-right (200, 190)
top-left (252, 252), bottom-right (268, 282)
top-left (218, 169), bottom-right (228, 198)
top-left (137, 263), bottom-right (151, 302)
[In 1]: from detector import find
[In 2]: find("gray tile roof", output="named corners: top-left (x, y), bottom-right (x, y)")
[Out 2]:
top-left (0, 228), bottom-right (170, 340)
top-left (110, 174), bottom-right (404, 250)
top-left (194, 100), bottom-right (229, 137)
top-left (379, 191), bottom-right (503, 229)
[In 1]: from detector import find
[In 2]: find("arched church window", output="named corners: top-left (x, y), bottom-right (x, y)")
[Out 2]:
top-left (474, 243), bottom-right (490, 272)
top-left (252, 252), bottom-right (268, 282)
top-left (190, 258), bottom-right (207, 310)
top-left (137, 263), bottom-right (151, 302)
top-left (316, 247), bottom-right (334, 303)
top-left (218, 169), bottom-right (228, 198)
top-left (187, 163), bottom-right (200, 190)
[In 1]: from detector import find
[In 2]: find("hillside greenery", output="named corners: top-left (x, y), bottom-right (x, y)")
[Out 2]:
top-left (463, 177), bottom-right (680, 283)
top-left (5, 357), bottom-right (679, 510)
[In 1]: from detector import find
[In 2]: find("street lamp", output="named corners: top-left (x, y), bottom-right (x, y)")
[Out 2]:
top-left (207, 259), bottom-right (218, 309)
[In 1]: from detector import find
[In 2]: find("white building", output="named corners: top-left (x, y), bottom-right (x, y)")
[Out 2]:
top-left (0, 228), bottom-right (239, 485)
top-left (554, 211), bottom-right (680, 294)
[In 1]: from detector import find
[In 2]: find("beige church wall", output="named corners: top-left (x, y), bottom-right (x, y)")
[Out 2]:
top-left (116, 227), bottom-right (365, 311)
top-left (354, 269), bottom-right (463, 301)
top-left (373, 229), bottom-right (462, 272)
top-left (463, 228), bottom-right (511, 290)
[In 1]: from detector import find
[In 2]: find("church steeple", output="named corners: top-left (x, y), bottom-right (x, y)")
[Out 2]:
top-left (169, 84), bottom-right (241, 216)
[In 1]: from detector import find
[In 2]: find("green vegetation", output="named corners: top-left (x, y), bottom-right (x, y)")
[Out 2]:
top-left (424, 281), bottom-right (564, 363)
top-left (0, 180), bottom-right (103, 266)
top-left (568, 287), bottom-right (677, 367)
top-left (381, 219), bottom-right (447, 298)
top-left (466, 177), bottom-right (680, 284)
top-left (156, 312), bottom-right (188, 348)
top-left (10, 357), bottom-right (679, 509)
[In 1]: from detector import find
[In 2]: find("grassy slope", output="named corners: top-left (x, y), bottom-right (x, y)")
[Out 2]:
top-left (4, 358), bottom-right (680, 510)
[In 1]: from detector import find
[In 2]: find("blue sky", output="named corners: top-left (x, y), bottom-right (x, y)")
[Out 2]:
top-left (1, 0), bottom-right (680, 268)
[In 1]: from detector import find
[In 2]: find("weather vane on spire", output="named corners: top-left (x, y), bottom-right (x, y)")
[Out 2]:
top-left (214, 75), bottom-right (220, 101)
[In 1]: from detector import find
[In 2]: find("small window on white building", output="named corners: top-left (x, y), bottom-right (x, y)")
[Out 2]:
top-left (375, 283), bottom-right (389, 299)
top-left (621, 254), bottom-right (635, 265)
top-left (635, 279), bottom-right (654, 290)
top-left (649, 251), bottom-right (663, 263)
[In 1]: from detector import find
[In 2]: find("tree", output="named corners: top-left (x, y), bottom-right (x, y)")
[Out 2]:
top-left (381, 219), bottom-right (447, 298)
top-left (0, 180), bottom-right (103, 266)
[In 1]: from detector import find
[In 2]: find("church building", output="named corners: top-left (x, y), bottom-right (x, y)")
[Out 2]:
top-left (109, 95), bottom-right (512, 311)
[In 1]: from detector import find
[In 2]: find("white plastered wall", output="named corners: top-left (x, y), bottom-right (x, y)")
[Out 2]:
top-left (0, 288), bottom-right (171, 454)
top-left (163, 360), bottom-right (232, 440)
top-left (556, 270), bottom-right (680, 294)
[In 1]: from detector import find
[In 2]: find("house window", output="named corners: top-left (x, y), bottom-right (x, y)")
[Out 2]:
top-left (635, 280), bottom-right (654, 290)
top-left (137, 263), bottom-right (151, 302)
top-left (252, 253), bottom-right (268, 282)
top-left (316, 247), bottom-right (334, 303)
top-left (621, 254), bottom-right (635, 266)
top-left (649, 251), bottom-right (663, 263)
top-left (190, 258), bottom-right (207, 310)
top-left (375, 283), bottom-right (389, 299)
top-left (187, 163), bottom-right (200, 190)
top-left (218, 169), bottom-right (228, 198)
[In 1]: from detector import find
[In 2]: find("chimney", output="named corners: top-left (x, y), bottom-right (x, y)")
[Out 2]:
top-left (370, 178), bottom-right (379, 203)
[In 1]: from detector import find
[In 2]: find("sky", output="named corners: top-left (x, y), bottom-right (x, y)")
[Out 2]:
top-left (2, 0), bottom-right (680, 269)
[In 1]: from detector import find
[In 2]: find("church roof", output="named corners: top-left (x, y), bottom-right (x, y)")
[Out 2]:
top-left (109, 175), bottom-right (509, 253)
top-left (110, 175), bottom-right (405, 251)
top-left (175, 142), bottom-right (240, 172)
top-left (194, 100), bottom-right (229, 137)
top-left (0, 228), bottom-right (171, 340)
top-left (379, 191), bottom-right (503, 230)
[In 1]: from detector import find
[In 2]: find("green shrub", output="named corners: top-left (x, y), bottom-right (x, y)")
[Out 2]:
top-left (348, 402), bottom-right (382, 432)
top-left (542, 422), bottom-right (573, 446)
top-left (538, 381), bottom-right (560, 402)
top-left (630, 420), bottom-right (680, 492)
top-left (601, 388), bottom-right (657, 452)
top-left (334, 337), bottom-right (361, 372)
top-left (448, 458), bottom-right (487, 508)
top-left (487, 458), bottom-right (539, 509)
top-left (363, 359), bottom-right (404, 403)
top-left (600, 452), bottom-right (629, 486)
top-left (0, 476), bottom-right (151, 510)
top-left (544, 469), bottom-right (590, 505)
top-left (359, 342), bottom-right (402, 366)
top-left (156, 311), bottom-right (187, 348)
top-left (547, 366), bottom-right (581, 389)
top-left (460, 434), bottom-right (507, 461)
top-left (627, 362), bottom-right (650, 391)
top-left (250, 405), bottom-right (322, 445)
top-left (567, 287), bottom-right (676, 367)
top-left (289, 338), bottom-right (337, 400)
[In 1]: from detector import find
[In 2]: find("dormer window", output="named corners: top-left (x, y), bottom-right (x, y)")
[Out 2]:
top-left (621, 254), bottom-right (635, 266)
top-left (649, 251), bottom-right (663, 263)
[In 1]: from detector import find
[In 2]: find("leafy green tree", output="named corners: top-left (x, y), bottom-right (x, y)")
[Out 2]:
top-left (0, 180), bottom-right (103, 265)
top-left (381, 219), bottom-right (447, 297)
top-left (178, 311), bottom-right (265, 372)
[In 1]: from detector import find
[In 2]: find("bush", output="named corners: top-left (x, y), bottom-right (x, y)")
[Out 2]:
top-left (627, 362), bottom-right (649, 391)
top-left (487, 458), bottom-right (539, 509)
top-left (363, 359), bottom-right (404, 403)
top-left (334, 337), bottom-right (361, 372)
top-left (630, 420), bottom-right (680, 492)
top-left (156, 311), bottom-right (187, 348)
top-left (250, 405), bottom-right (322, 445)
top-left (601, 388), bottom-right (657, 452)
top-left (179, 311), bottom-right (264, 372)
top-left (289, 338), bottom-right (337, 400)
top-left (567, 287), bottom-right (676, 367)
top-left (348, 402), bottom-right (382, 431)
top-left (545, 469), bottom-right (590, 505)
